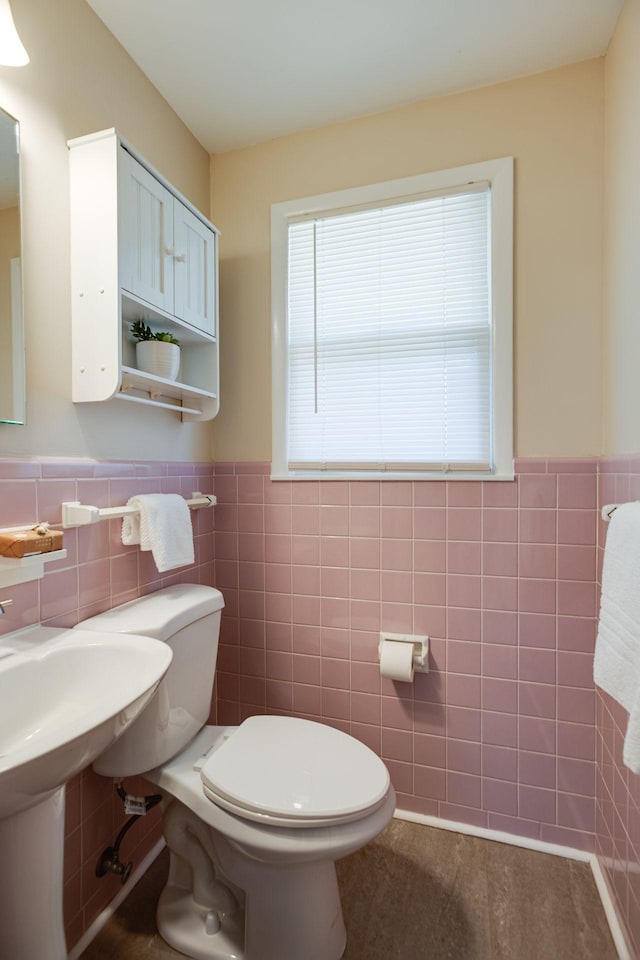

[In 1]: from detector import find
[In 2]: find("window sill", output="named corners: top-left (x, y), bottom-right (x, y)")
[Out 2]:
top-left (270, 469), bottom-right (515, 482)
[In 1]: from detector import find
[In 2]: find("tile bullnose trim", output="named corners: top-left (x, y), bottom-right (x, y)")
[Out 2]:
top-left (590, 856), bottom-right (634, 960)
top-left (394, 807), bottom-right (592, 861)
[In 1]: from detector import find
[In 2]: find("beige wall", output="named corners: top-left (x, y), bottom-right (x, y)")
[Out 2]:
top-left (603, 0), bottom-right (640, 455)
top-left (0, 0), bottom-right (212, 460)
top-left (0, 1), bottom-right (606, 463)
top-left (211, 59), bottom-right (604, 462)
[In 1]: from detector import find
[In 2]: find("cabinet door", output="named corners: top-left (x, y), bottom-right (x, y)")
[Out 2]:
top-left (119, 149), bottom-right (174, 314)
top-left (173, 201), bottom-right (216, 336)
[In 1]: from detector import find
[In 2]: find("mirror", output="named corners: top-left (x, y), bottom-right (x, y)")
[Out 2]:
top-left (0, 107), bottom-right (23, 425)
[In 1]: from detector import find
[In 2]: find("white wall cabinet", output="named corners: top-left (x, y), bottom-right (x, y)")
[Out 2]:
top-left (69, 129), bottom-right (219, 420)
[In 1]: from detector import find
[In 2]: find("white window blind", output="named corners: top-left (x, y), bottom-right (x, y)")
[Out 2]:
top-left (286, 184), bottom-right (492, 473)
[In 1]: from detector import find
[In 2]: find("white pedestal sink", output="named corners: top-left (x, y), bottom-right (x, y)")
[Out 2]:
top-left (0, 625), bottom-right (172, 960)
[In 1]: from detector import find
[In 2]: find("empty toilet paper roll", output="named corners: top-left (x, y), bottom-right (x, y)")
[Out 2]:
top-left (379, 639), bottom-right (414, 682)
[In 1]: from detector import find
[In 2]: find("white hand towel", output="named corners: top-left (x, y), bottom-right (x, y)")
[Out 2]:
top-left (594, 501), bottom-right (640, 772)
top-left (121, 493), bottom-right (194, 573)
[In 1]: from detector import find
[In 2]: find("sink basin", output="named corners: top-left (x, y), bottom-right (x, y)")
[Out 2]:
top-left (0, 625), bottom-right (172, 820)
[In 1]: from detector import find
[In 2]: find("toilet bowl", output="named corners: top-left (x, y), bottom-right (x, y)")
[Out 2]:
top-left (77, 584), bottom-right (395, 960)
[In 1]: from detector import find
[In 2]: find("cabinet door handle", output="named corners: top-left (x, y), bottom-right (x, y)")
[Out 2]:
top-left (165, 246), bottom-right (186, 262)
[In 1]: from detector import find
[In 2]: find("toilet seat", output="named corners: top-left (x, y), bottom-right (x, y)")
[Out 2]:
top-left (199, 715), bottom-right (390, 829)
top-left (200, 783), bottom-right (390, 828)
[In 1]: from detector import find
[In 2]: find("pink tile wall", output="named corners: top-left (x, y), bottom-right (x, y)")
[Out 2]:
top-left (0, 455), bottom-right (614, 951)
top-left (214, 458), bottom-right (599, 850)
top-left (596, 455), bottom-right (640, 957)
top-left (0, 458), bottom-right (215, 950)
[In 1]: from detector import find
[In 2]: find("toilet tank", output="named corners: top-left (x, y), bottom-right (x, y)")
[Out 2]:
top-left (76, 584), bottom-right (224, 778)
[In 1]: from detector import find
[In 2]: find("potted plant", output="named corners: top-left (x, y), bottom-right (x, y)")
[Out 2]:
top-left (131, 321), bottom-right (181, 381)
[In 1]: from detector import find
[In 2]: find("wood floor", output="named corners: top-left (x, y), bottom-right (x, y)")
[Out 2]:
top-left (80, 818), bottom-right (618, 960)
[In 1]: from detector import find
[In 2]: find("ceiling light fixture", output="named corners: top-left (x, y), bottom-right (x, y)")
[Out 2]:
top-left (0, 0), bottom-right (28, 66)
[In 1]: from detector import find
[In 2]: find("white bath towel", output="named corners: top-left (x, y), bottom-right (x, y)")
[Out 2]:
top-left (594, 501), bottom-right (640, 772)
top-left (121, 493), bottom-right (194, 572)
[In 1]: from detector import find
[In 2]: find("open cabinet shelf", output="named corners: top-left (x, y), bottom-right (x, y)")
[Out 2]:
top-left (118, 366), bottom-right (217, 419)
top-left (69, 128), bottom-right (220, 421)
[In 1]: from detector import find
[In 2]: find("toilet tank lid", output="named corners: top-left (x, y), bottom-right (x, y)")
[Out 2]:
top-left (75, 584), bottom-right (224, 642)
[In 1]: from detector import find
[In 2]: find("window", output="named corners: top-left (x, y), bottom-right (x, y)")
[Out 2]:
top-left (271, 158), bottom-right (513, 480)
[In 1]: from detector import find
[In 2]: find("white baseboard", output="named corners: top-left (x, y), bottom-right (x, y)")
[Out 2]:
top-left (589, 855), bottom-right (634, 960)
top-left (394, 808), bottom-right (592, 861)
top-left (394, 809), bottom-right (632, 960)
top-left (68, 838), bottom-right (165, 960)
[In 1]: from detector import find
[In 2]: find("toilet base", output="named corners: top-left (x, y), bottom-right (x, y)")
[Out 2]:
top-left (158, 799), bottom-right (347, 960)
top-left (157, 884), bottom-right (244, 960)
top-left (157, 871), bottom-right (347, 960)
top-left (225, 855), bottom-right (346, 960)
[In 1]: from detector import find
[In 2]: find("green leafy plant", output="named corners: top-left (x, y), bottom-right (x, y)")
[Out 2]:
top-left (130, 320), bottom-right (180, 347)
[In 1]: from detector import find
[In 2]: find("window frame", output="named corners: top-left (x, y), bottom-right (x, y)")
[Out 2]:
top-left (271, 157), bottom-right (514, 481)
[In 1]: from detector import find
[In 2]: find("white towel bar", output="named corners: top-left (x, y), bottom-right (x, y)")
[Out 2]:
top-left (61, 493), bottom-right (216, 528)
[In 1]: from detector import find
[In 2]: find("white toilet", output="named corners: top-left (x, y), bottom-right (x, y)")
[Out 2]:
top-left (77, 584), bottom-right (395, 960)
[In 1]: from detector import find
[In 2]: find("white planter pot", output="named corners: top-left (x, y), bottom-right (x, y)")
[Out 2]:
top-left (136, 341), bottom-right (180, 381)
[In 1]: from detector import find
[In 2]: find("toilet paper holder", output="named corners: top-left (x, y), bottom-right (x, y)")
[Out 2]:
top-left (378, 633), bottom-right (429, 673)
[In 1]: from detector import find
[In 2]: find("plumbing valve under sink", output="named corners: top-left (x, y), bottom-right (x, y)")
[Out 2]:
top-left (96, 780), bottom-right (163, 885)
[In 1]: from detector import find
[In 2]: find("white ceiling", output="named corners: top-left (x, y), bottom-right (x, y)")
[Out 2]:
top-left (86, 0), bottom-right (623, 154)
